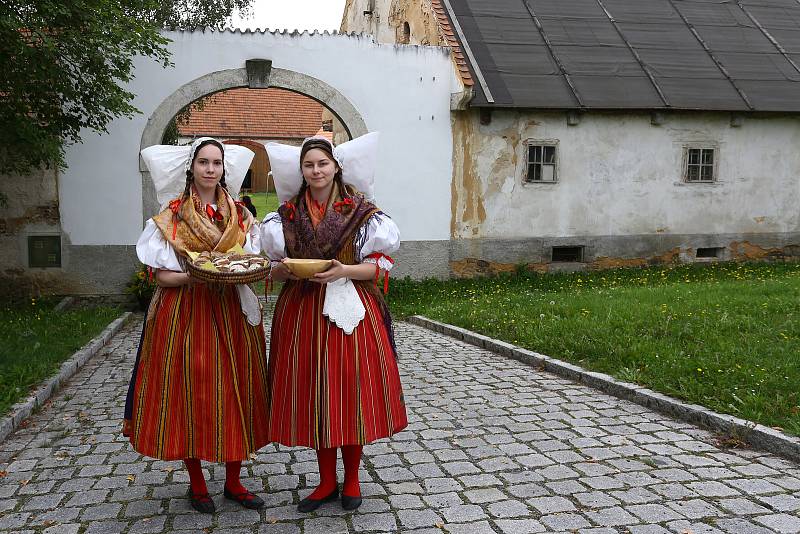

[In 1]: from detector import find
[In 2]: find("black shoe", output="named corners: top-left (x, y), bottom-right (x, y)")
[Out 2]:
top-left (297, 486), bottom-right (339, 513)
top-left (223, 486), bottom-right (265, 510)
top-left (341, 493), bottom-right (362, 511)
top-left (188, 489), bottom-right (216, 514)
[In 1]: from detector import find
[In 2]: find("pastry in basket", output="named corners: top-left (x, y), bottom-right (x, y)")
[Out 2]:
top-left (189, 248), bottom-right (269, 274)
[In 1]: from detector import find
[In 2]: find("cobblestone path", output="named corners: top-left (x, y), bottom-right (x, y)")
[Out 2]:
top-left (1, 313), bottom-right (800, 534)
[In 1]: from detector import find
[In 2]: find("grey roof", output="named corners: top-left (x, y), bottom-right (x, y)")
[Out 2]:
top-left (446, 0), bottom-right (800, 111)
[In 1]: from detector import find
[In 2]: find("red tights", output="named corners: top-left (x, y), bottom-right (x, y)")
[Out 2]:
top-left (183, 459), bottom-right (248, 496)
top-left (307, 445), bottom-right (363, 499)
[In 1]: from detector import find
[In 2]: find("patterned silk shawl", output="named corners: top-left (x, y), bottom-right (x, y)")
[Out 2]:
top-left (151, 185), bottom-right (252, 260)
top-left (279, 183), bottom-right (380, 262)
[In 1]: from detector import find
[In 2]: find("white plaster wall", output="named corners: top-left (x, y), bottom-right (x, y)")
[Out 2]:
top-left (60, 30), bottom-right (457, 245)
top-left (464, 111), bottom-right (800, 239)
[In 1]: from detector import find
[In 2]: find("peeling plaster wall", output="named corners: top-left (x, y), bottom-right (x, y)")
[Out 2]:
top-left (454, 110), bottom-right (800, 239)
top-left (0, 167), bottom-right (62, 294)
top-left (450, 109), bottom-right (800, 273)
top-left (342, 0), bottom-right (443, 46)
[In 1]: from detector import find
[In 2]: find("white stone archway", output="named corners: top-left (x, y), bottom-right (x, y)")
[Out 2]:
top-left (139, 62), bottom-right (370, 216)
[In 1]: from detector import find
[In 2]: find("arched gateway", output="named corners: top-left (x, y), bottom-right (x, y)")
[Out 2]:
top-left (54, 30), bottom-right (457, 292)
top-left (139, 61), bottom-right (370, 216)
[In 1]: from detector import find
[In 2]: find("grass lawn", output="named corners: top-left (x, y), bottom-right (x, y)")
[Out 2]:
top-left (0, 299), bottom-right (120, 415)
top-left (244, 191), bottom-right (279, 219)
top-left (388, 262), bottom-right (800, 436)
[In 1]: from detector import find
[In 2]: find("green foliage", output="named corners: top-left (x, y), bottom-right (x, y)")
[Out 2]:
top-left (126, 263), bottom-right (157, 310)
top-left (0, 297), bottom-right (119, 414)
top-left (388, 262), bottom-right (800, 436)
top-left (0, 0), bottom-right (254, 173)
top-left (161, 93), bottom-right (219, 145)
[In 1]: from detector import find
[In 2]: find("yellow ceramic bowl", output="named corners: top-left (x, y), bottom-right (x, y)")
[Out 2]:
top-left (283, 259), bottom-right (333, 279)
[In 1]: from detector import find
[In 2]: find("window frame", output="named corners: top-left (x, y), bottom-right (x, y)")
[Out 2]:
top-left (523, 140), bottom-right (559, 184)
top-left (682, 145), bottom-right (718, 184)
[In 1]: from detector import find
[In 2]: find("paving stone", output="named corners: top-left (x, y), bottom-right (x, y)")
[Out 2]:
top-left (507, 482), bottom-right (549, 498)
top-left (257, 524), bottom-right (301, 534)
top-left (494, 518), bottom-right (546, 533)
top-left (440, 503), bottom-right (487, 523)
top-left (375, 466), bottom-right (415, 482)
top-left (84, 520), bottom-right (130, 534)
top-left (627, 503), bottom-right (685, 522)
top-left (756, 493), bottom-right (800, 512)
top-left (351, 512), bottom-right (398, 532)
top-left (665, 519), bottom-right (726, 533)
top-left (753, 513), bottom-right (800, 533)
top-left (389, 493), bottom-right (425, 508)
top-left (0, 512), bottom-right (30, 529)
top-left (128, 516), bottom-right (166, 533)
top-left (125, 499), bottom-right (164, 517)
top-left (464, 487), bottom-right (506, 504)
top-left (627, 526), bottom-right (672, 534)
top-left (666, 498), bottom-right (722, 519)
top-left (397, 509), bottom-right (443, 530)
top-left (423, 477), bottom-right (463, 494)
top-left (0, 316), bottom-right (797, 534)
top-left (686, 480), bottom-right (741, 498)
top-left (217, 508), bottom-right (261, 527)
top-left (422, 491), bottom-right (463, 508)
top-left (64, 489), bottom-right (110, 507)
top-left (171, 513), bottom-right (213, 530)
top-left (487, 499), bottom-right (530, 518)
top-left (527, 496), bottom-right (576, 514)
top-left (22, 493), bottom-right (64, 510)
top-left (539, 512), bottom-right (591, 531)
top-left (714, 518), bottom-right (776, 534)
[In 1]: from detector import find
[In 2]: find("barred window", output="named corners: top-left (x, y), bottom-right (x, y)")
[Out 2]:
top-left (525, 144), bottom-right (557, 183)
top-left (685, 148), bottom-right (715, 182)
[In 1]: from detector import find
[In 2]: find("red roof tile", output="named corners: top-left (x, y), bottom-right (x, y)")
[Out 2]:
top-left (178, 88), bottom-right (324, 139)
top-left (430, 0), bottom-right (474, 87)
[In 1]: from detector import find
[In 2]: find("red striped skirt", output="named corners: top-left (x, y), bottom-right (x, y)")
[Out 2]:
top-left (124, 284), bottom-right (270, 462)
top-left (266, 281), bottom-right (407, 448)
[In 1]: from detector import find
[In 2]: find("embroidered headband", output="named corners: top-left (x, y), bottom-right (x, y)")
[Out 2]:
top-left (141, 137), bottom-right (255, 208)
top-left (265, 132), bottom-right (380, 203)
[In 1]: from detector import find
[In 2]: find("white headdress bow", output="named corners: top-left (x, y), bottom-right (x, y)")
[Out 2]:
top-left (265, 132), bottom-right (380, 203)
top-left (141, 137), bottom-right (256, 208)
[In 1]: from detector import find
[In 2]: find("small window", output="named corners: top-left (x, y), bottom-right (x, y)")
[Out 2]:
top-left (525, 144), bottom-right (557, 183)
top-left (685, 148), bottom-right (715, 182)
top-left (398, 21), bottom-right (411, 44)
top-left (696, 247), bottom-right (723, 259)
top-left (552, 246), bottom-right (583, 263)
top-left (28, 235), bottom-right (61, 268)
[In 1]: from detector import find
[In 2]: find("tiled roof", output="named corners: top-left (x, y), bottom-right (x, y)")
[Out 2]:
top-left (429, 0), bottom-right (474, 87)
top-left (178, 88), bottom-right (324, 138)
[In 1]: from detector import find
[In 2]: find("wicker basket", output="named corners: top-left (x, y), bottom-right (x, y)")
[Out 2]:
top-left (186, 260), bottom-right (269, 285)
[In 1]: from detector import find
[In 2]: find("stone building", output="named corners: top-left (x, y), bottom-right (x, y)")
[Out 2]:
top-left (342, 0), bottom-right (800, 276)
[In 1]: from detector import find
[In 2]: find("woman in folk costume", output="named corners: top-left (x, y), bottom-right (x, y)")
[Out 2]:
top-left (262, 134), bottom-right (407, 512)
top-left (124, 138), bottom-right (269, 513)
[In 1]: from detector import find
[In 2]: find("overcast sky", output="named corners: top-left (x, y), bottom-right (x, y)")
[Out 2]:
top-left (228, 0), bottom-right (347, 32)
